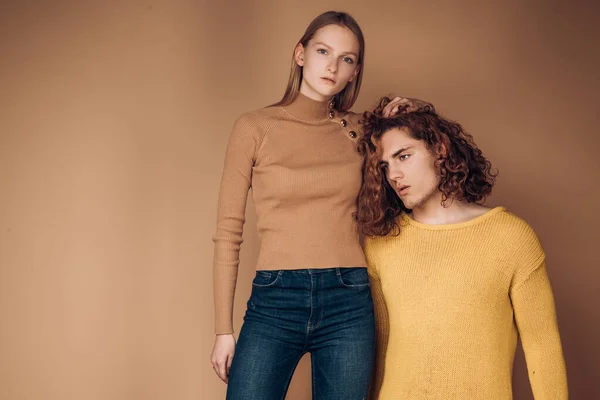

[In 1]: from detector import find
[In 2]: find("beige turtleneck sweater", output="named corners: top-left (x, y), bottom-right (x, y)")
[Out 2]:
top-left (212, 93), bottom-right (367, 334)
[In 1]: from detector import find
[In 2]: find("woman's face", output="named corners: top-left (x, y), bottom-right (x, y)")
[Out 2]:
top-left (295, 24), bottom-right (360, 102)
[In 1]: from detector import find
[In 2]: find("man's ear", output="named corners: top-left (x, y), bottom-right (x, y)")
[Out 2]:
top-left (294, 43), bottom-right (305, 67)
top-left (438, 142), bottom-right (449, 158)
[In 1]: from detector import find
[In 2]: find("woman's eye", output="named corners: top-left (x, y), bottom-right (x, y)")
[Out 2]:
top-left (317, 48), bottom-right (328, 55)
top-left (399, 154), bottom-right (410, 161)
top-left (343, 57), bottom-right (354, 64)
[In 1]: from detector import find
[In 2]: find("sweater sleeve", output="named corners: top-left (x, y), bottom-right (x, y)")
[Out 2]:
top-left (212, 114), bottom-right (262, 334)
top-left (510, 261), bottom-right (568, 399)
top-left (364, 237), bottom-right (390, 400)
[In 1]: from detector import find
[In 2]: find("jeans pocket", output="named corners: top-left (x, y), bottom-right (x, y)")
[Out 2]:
top-left (251, 270), bottom-right (283, 287)
top-left (336, 267), bottom-right (370, 288)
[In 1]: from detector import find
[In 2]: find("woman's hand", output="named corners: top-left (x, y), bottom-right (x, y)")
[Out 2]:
top-left (382, 96), bottom-right (435, 117)
top-left (210, 333), bottom-right (236, 383)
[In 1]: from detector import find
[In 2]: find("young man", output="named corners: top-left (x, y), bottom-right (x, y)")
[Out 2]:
top-left (356, 98), bottom-right (568, 399)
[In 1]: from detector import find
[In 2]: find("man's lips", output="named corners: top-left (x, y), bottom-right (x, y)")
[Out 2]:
top-left (397, 185), bottom-right (410, 195)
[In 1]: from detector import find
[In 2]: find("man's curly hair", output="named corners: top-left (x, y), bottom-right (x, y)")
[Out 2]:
top-left (356, 97), bottom-right (498, 237)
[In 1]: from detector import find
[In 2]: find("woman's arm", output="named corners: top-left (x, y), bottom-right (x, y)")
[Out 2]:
top-left (212, 113), bottom-right (263, 335)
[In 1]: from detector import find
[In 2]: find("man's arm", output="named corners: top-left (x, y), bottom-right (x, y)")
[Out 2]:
top-left (365, 238), bottom-right (390, 400)
top-left (511, 261), bottom-right (568, 399)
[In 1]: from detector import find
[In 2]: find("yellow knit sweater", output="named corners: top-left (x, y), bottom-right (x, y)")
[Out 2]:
top-left (365, 206), bottom-right (568, 399)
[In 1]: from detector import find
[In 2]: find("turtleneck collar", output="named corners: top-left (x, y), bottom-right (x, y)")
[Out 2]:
top-left (282, 92), bottom-right (333, 121)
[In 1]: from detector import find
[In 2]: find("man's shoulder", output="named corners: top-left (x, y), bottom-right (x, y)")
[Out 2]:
top-left (487, 208), bottom-right (540, 242)
top-left (364, 228), bottom-right (405, 254)
top-left (484, 208), bottom-right (545, 267)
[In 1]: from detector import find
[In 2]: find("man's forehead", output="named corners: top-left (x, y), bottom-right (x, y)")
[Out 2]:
top-left (382, 128), bottom-right (412, 147)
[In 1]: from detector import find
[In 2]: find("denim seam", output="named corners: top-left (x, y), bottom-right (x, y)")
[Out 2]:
top-left (312, 278), bottom-right (324, 330)
top-left (336, 268), bottom-right (370, 288)
top-left (311, 352), bottom-right (317, 400)
top-left (304, 274), bottom-right (314, 350)
top-left (251, 270), bottom-right (284, 287)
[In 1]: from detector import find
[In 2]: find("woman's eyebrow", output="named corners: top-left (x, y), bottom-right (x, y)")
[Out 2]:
top-left (314, 42), bottom-right (358, 57)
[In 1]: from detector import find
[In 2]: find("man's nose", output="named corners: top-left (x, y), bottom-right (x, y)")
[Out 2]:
top-left (387, 165), bottom-right (403, 181)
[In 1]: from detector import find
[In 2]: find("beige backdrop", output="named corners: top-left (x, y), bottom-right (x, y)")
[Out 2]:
top-left (1, 1), bottom-right (598, 399)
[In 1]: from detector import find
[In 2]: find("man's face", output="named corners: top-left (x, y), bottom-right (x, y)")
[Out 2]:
top-left (379, 127), bottom-right (441, 210)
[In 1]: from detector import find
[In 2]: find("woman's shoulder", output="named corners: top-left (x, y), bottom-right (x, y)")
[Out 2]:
top-left (229, 106), bottom-right (285, 137)
top-left (235, 105), bottom-right (282, 123)
top-left (340, 109), bottom-right (364, 125)
top-left (337, 109), bottom-right (366, 139)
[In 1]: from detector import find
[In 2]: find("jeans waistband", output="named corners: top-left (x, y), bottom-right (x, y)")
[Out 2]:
top-left (259, 267), bottom-right (366, 275)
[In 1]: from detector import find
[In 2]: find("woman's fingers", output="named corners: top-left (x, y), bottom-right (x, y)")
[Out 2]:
top-left (210, 333), bottom-right (236, 384)
top-left (384, 97), bottom-right (410, 117)
top-left (226, 353), bottom-right (233, 378)
top-left (216, 360), bottom-right (228, 383)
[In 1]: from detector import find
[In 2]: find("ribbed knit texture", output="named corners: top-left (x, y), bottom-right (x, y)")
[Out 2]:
top-left (365, 207), bottom-right (568, 399)
top-left (212, 93), bottom-right (366, 334)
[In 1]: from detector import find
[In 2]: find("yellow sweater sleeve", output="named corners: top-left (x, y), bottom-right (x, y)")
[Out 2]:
top-left (511, 261), bottom-right (568, 399)
top-left (365, 238), bottom-right (389, 400)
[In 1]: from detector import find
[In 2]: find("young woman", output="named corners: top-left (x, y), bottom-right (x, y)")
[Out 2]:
top-left (209, 11), bottom-right (428, 399)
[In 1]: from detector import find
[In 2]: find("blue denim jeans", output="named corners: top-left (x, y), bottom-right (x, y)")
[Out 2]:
top-left (226, 268), bottom-right (375, 400)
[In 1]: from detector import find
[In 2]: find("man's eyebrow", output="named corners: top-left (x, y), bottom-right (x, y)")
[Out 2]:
top-left (391, 146), bottom-right (412, 158)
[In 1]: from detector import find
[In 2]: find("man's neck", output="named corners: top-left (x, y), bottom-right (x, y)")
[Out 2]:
top-left (409, 195), bottom-right (490, 225)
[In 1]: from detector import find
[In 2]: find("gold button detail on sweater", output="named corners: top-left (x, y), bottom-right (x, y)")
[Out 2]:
top-left (340, 119), bottom-right (347, 127)
top-left (328, 111), bottom-right (335, 119)
top-left (349, 131), bottom-right (357, 138)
